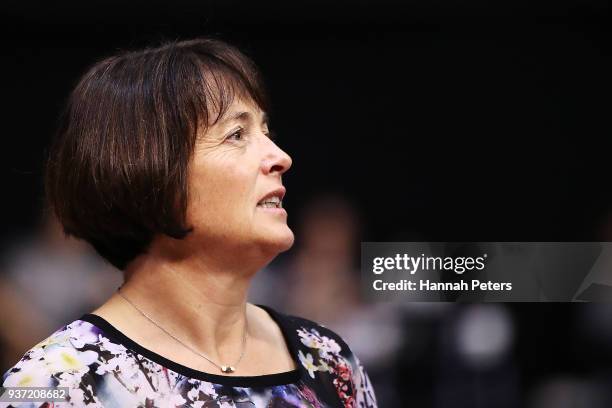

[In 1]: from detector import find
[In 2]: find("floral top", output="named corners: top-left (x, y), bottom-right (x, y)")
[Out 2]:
top-left (1, 305), bottom-right (376, 408)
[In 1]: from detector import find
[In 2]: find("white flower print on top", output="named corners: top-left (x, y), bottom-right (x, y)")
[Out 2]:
top-left (2, 307), bottom-right (376, 407)
top-left (299, 350), bottom-right (318, 379)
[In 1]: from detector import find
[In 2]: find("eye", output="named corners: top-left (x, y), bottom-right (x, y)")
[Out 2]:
top-left (226, 127), bottom-right (244, 142)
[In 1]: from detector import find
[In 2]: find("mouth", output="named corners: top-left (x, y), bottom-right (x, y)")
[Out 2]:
top-left (256, 187), bottom-right (286, 210)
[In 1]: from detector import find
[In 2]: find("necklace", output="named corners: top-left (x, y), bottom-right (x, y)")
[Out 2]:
top-left (116, 286), bottom-right (248, 374)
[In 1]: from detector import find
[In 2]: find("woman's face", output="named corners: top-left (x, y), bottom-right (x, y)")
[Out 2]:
top-left (184, 97), bottom-right (294, 259)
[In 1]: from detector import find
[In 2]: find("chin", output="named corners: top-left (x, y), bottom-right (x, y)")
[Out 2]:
top-left (272, 228), bottom-right (295, 253)
top-left (277, 230), bottom-right (295, 252)
top-left (257, 226), bottom-right (295, 255)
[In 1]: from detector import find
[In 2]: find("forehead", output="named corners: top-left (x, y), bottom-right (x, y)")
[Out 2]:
top-left (216, 98), bottom-right (268, 126)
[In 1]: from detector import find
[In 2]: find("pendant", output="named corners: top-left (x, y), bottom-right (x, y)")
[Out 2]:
top-left (221, 365), bottom-right (235, 373)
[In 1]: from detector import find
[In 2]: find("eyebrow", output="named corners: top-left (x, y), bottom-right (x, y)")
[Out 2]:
top-left (219, 110), bottom-right (268, 126)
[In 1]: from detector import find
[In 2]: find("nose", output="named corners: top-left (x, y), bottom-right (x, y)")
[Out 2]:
top-left (261, 136), bottom-right (292, 176)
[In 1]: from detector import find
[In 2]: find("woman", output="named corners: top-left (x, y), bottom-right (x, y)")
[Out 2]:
top-left (1, 38), bottom-right (377, 407)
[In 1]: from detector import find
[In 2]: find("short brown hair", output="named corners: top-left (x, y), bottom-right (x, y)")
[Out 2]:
top-left (44, 38), bottom-right (270, 271)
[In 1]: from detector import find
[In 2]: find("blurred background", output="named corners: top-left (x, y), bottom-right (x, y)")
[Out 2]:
top-left (1, 0), bottom-right (612, 407)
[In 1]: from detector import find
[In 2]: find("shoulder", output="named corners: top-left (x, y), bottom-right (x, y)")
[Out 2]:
top-left (259, 305), bottom-right (378, 408)
top-left (2, 319), bottom-right (98, 385)
top-left (2, 318), bottom-right (111, 406)
top-left (263, 306), bottom-right (355, 362)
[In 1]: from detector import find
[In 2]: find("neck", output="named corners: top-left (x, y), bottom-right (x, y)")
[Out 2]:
top-left (114, 239), bottom-right (273, 365)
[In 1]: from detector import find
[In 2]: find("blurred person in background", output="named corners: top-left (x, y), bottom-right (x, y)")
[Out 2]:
top-left (0, 214), bottom-right (122, 370)
top-left (283, 195), bottom-right (361, 324)
top-left (1, 38), bottom-right (376, 407)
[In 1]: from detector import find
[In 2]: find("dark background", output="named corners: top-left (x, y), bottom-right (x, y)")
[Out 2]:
top-left (1, 1), bottom-right (611, 407)
top-left (2, 0), bottom-right (611, 243)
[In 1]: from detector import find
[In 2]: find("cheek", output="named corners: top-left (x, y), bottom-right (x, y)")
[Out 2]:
top-left (187, 165), bottom-right (256, 230)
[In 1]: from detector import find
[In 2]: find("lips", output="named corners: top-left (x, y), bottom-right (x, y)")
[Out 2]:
top-left (257, 187), bottom-right (286, 208)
